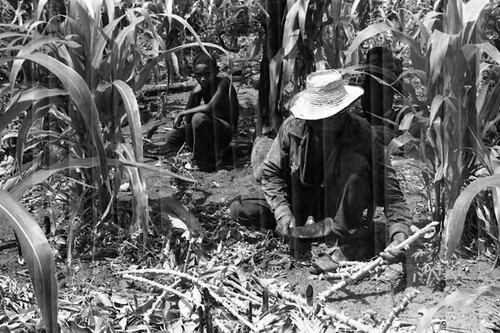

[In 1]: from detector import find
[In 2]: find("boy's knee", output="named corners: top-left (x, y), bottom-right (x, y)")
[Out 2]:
top-left (192, 113), bottom-right (211, 128)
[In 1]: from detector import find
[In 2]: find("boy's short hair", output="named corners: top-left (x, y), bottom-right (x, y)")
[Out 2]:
top-left (193, 52), bottom-right (218, 69)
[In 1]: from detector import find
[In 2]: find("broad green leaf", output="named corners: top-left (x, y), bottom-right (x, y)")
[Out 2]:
top-left (112, 80), bottom-right (143, 163)
top-left (429, 95), bottom-right (457, 125)
top-left (91, 15), bottom-right (124, 77)
top-left (441, 175), bottom-right (500, 259)
top-left (9, 87), bottom-right (67, 105)
top-left (479, 80), bottom-right (500, 136)
top-left (489, 148), bottom-right (500, 231)
top-left (283, 1), bottom-right (300, 56)
top-left (392, 30), bottom-right (426, 71)
top-left (66, 189), bottom-right (89, 265)
top-left (399, 112), bottom-right (416, 131)
top-left (159, 13), bottom-right (211, 58)
top-left (246, 36), bottom-right (263, 60)
top-left (268, 49), bottom-right (284, 120)
top-left (35, 0), bottom-right (48, 21)
top-left (464, 43), bottom-right (500, 66)
top-left (10, 37), bottom-right (77, 93)
top-left (387, 131), bottom-right (418, 156)
top-left (115, 144), bottom-right (148, 239)
top-left (347, 23), bottom-right (426, 70)
top-left (0, 190), bottom-right (58, 333)
top-left (331, 0), bottom-right (342, 21)
top-left (135, 42), bottom-right (231, 91)
top-left (298, 0), bottom-right (311, 37)
top-left (8, 157), bottom-right (195, 200)
top-left (463, 0), bottom-right (489, 22)
top-left (0, 100), bottom-right (32, 133)
top-left (445, 0), bottom-right (463, 34)
top-left (103, 0), bottom-right (115, 26)
top-left (428, 31), bottom-right (450, 85)
top-left (18, 53), bottom-right (109, 183)
top-left (77, 0), bottom-right (102, 19)
top-left (347, 23), bottom-right (392, 60)
top-left (15, 104), bottom-right (51, 172)
top-left (416, 286), bottom-right (500, 333)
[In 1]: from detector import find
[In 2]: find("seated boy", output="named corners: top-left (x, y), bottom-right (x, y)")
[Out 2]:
top-left (162, 53), bottom-right (240, 171)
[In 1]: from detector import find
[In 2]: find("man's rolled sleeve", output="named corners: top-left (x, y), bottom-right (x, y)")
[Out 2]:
top-left (261, 121), bottom-right (293, 222)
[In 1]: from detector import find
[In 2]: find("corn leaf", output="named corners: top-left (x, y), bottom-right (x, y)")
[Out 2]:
top-left (103, 0), bottom-right (115, 26)
top-left (15, 103), bottom-right (51, 172)
top-left (464, 42), bottom-right (500, 67)
top-left (9, 37), bottom-right (80, 93)
top-left (428, 31), bottom-right (450, 85)
top-left (445, 0), bottom-right (463, 34)
top-left (441, 175), bottom-right (500, 259)
top-left (115, 144), bottom-right (149, 238)
top-left (269, 49), bottom-right (284, 120)
top-left (490, 149), bottom-right (500, 235)
top-left (112, 80), bottom-right (143, 161)
top-left (0, 189), bottom-right (58, 333)
top-left (92, 14), bottom-right (124, 71)
top-left (0, 99), bottom-right (32, 133)
top-left (135, 42), bottom-right (231, 91)
top-left (17, 53), bottom-right (109, 183)
top-left (7, 157), bottom-right (195, 200)
top-left (282, 1), bottom-right (300, 56)
top-left (298, 0), bottom-right (311, 37)
top-left (416, 286), bottom-right (500, 333)
top-left (463, 0), bottom-right (489, 22)
top-left (35, 0), bottom-right (48, 21)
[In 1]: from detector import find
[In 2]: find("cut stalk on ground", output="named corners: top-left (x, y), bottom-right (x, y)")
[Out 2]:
top-left (319, 221), bottom-right (439, 301)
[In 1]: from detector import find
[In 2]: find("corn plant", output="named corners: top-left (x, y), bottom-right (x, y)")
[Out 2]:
top-left (0, 0), bottom-right (218, 329)
top-left (257, 0), bottom-right (360, 134)
top-left (346, 0), bottom-right (500, 258)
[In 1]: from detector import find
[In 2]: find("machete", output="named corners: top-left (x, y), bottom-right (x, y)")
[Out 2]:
top-left (288, 217), bottom-right (336, 239)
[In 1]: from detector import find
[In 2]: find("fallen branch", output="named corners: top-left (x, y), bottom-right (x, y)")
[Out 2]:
top-left (119, 268), bottom-right (260, 305)
top-left (319, 221), bottom-right (439, 301)
top-left (140, 82), bottom-right (196, 94)
top-left (143, 280), bottom-right (181, 324)
top-left (216, 295), bottom-right (258, 332)
top-left (122, 274), bottom-right (200, 306)
top-left (224, 278), bottom-right (261, 304)
top-left (323, 307), bottom-right (380, 333)
top-left (380, 289), bottom-right (419, 332)
top-left (256, 278), bottom-right (309, 308)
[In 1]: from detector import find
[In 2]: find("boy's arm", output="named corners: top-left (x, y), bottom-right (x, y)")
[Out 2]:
top-left (185, 85), bottom-right (203, 110)
top-left (173, 85), bottom-right (202, 127)
top-left (180, 78), bottom-right (231, 117)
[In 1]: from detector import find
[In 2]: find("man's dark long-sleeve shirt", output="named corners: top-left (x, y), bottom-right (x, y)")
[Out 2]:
top-left (260, 113), bottom-right (412, 240)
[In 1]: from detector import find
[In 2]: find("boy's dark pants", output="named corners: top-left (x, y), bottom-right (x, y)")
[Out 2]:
top-left (230, 152), bottom-right (375, 257)
top-left (164, 113), bottom-right (233, 170)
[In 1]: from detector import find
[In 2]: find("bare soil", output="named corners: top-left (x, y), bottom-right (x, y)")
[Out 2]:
top-left (1, 85), bottom-right (500, 332)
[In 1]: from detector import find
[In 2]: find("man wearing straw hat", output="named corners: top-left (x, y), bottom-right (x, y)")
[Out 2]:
top-left (230, 69), bottom-right (412, 264)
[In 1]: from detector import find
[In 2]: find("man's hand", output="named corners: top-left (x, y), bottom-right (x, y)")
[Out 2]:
top-left (380, 232), bottom-right (408, 263)
top-left (276, 214), bottom-right (295, 237)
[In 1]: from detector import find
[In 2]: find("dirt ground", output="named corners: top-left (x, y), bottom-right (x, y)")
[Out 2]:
top-left (1, 84), bottom-right (500, 332)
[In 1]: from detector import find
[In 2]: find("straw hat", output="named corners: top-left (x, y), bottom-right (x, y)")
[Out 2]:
top-left (290, 69), bottom-right (364, 120)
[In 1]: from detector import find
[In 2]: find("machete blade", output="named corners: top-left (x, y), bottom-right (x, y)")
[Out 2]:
top-left (288, 217), bottom-right (335, 239)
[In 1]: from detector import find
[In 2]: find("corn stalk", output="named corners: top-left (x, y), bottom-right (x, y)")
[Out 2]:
top-left (346, 0), bottom-right (500, 258)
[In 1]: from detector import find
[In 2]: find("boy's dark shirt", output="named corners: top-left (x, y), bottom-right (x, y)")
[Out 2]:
top-left (188, 76), bottom-right (239, 134)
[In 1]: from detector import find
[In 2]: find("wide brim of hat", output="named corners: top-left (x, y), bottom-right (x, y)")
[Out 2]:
top-left (290, 85), bottom-right (364, 120)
